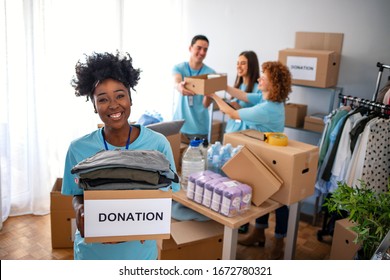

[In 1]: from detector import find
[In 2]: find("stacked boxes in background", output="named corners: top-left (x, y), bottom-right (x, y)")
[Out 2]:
top-left (50, 178), bottom-right (76, 248)
top-left (285, 103), bottom-right (308, 128)
top-left (211, 120), bottom-right (223, 143)
top-left (304, 113), bottom-right (326, 133)
top-left (157, 219), bottom-right (223, 260)
top-left (330, 218), bottom-right (360, 259)
top-left (279, 32), bottom-right (344, 88)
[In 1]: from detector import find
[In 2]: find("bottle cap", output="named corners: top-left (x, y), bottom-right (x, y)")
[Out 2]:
top-left (189, 139), bottom-right (203, 147)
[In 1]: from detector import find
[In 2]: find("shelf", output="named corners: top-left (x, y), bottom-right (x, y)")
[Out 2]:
top-left (285, 126), bottom-right (322, 134)
top-left (291, 85), bottom-right (343, 114)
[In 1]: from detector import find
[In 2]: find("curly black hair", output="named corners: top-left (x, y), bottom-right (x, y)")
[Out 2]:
top-left (71, 51), bottom-right (141, 101)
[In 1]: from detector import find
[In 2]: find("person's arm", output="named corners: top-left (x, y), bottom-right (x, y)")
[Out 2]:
top-left (73, 195), bottom-right (85, 238)
top-left (210, 94), bottom-right (240, 120)
top-left (173, 73), bottom-right (195, 96)
top-left (226, 85), bottom-right (249, 103)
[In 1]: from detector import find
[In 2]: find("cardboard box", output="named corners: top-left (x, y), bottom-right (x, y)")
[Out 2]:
top-left (223, 130), bottom-right (319, 205)
top-left (83, 189), bottom-right (172, 243)
top-left (50, 178), bottom-right (76, 248)
top-left (222, 146), bottom-right (282, 206)
top-left (211, 120), bottom-right (223, 143)
top-left (147, 120), bottom-right (184, 170)
top-left (279, 32), bottom-right (344, 88)
top-left (304, 114), bottom-right (325, 133)
top-left (285, 103), bottom-right (308, 128)
top-left (330, 218), bottom-right (360, 260)
top-left (295, 32), bottom-right (344, 56)
top-left (184, 74), bottom-right (227, 95)
top-left (157, 220), bottom-right (223, 260)
top-left (279, 48), bottom-right (339, 88)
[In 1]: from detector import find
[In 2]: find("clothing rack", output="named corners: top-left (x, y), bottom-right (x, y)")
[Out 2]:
top-left (373, 62), bottom-right (390, 101)
top-left (338, 93), bottom-right (390, 117)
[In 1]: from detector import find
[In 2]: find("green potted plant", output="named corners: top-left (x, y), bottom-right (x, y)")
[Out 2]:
top-left (325, 180), bottom-right (390, 259)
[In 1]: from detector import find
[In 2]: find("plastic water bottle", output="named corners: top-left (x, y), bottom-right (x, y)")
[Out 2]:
top-left (219, 145), bottom-right (232, 167)
top-left (201, 138), bottom-right (209, 169)
top-left (231, 145), bottom-right (244, 157)
top-left (181, 139), bottom-right (205, 190)
top-left (211, 154), bottom-right (221, 174)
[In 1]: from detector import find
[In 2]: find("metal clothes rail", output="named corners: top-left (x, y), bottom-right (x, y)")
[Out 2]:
top-left (373, 62), bottom-right (390, 101)
top-left (338, 93), bottom-right (390, 117)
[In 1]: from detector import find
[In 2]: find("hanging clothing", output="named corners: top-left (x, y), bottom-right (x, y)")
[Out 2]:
top-left (360, 118), bottom-right (390, 193)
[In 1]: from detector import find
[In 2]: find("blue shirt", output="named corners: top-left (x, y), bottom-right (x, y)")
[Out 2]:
top-left (238, 95), bottom-right (285, 133)
top-left (172, 62), bottom-right (216, 135)
top-left (62, 124), bottom-right (179, 260)
top-left (225, 83), bottom-right (262, 133)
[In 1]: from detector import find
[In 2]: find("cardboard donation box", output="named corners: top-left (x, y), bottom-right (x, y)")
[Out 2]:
top-left (157, 220), bottom-right (223, 260)
top-left (285, 103), bottom-right (308, 128)
top-left (223, 130), bottom-right (319, 205)
top-left (279, 32), bottom-right (344, 88)
top-left (222, 146), bottom-right (282, 206)
top-left (147, 120), bottom-right (184, 170)
top-left (50, 178), bottom-right (76, 249)
top-left (304, 113), bottom-right (326, 133)
top-left (184, 74), bottom-right (227, 95)
top-left (330, 218), bottom-right (360, 260)
top-left (83, 190), bottom-right (172, 243)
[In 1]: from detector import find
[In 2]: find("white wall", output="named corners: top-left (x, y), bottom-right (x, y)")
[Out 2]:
top-left (177, 0), bottom-right (390, 109)
top-left (173, 0), bottom-right (390, 144)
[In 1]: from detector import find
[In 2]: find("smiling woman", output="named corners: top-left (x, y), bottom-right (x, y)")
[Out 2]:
top-left (61, 51), bottom-right (180, 260)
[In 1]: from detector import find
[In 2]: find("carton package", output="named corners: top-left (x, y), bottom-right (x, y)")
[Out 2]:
top-left (279, 48), bottom-right (338, 88)
top-left (304, 113), bottom-right (326, 133)
top-left (50, 178), bottom-right (76, 249)
top-left (330, 218), bottom-right (360, 260)
top-left (237, 184), bottom-right (252, 212)
top-left (285, 103), bottom-right (308, 128)
top-left (83, 189), bottom-right (172, 243)
top-left (219, 183), bottom-right (243, 217)
top-left (202, 176), bottom-right (230, 208)
top-left (223, 130), bottom-right (319, 205)
top-left (211, 120), bottom-right (223, 143)
top-left (157, 219), bottom-right (223, 260)
top-left (279, 32), bottom-right (344, 88)
top-left (222, 146), bottom-right (282, 206)
top-left (184, 74), bottom-right (227, 95)
top-left (147, 120), bottom-right (184, 171)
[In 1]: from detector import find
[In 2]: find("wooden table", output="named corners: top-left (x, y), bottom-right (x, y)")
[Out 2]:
top-left (173, 189), bottom-right (284, 260)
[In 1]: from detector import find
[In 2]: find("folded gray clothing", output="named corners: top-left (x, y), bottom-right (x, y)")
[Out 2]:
top-left (79, 181), bottom-right (171, 190)
top-left (71, 149), bottom-right (178, 183)
top-left (78, 168), bottom-right (162, 185)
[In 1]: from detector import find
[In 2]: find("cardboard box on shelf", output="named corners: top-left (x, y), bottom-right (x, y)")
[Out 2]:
top-left (304, 113), bottom-right (326, 133)
top-left (184, 74), bottom-right (227, 95)
top-left (83, 189), bottom-right (172, 243)
top-left (279, 48), bottom-right (338, 88)
top-left (330, 218), bottom-right (360, 260)
top-left (211, 120), bottom-right (223, 144)
top-left (50, 178), bottom-right (76, 249)
top-left (147, 120), bottom-right (184, 171)
top-left (295, 32), bottom-right (344, 55)
top-left (157, 219), bottom-right (223, 260)
top-left (222, 146), bottom-right (282, 206)
top-left (223, 130), bottom-right (319, 205)
top-left (285, 103), bottom-right (308, 128)
top-left (279, 32), bottom-right (344, 88)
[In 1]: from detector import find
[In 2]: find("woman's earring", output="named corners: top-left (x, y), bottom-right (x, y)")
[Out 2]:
top-left (94, 108), bottom-right (98, 114)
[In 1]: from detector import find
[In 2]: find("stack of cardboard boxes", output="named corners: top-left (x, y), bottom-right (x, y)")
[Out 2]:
top-left (280, 32), bottom-right (344, 133)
